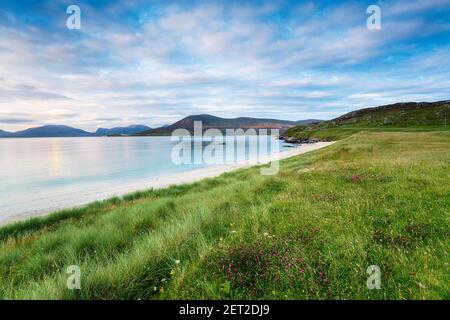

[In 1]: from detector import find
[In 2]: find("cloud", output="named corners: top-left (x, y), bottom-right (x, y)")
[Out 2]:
top-left (0, 0), bottom-right (449, 131)
top-left (387, 0), bottom-right (450, 15)
top-left (0, 83), bottom-right (72, 102)
top-left (0, 117), bottom-right (34, 124)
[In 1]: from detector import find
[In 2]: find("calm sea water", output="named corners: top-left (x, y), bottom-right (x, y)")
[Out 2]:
top-left (0, 136), bottom-right (294, 219)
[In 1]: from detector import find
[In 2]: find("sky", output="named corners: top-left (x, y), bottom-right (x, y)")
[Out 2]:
top-left (0, 0), bottom-right (449, 131)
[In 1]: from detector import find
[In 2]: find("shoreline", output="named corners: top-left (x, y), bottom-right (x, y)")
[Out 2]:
top-left (0, 142), bottom-right (334, 227)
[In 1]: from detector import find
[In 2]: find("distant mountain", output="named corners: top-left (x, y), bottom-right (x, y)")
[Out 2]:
top-left (0, 117), bottom-right (321, 138)
top-left (0, 124), bottom-right (151, 138)
top-left (0, 129), bottom-right (13, 138)
top-left (12, 125), bottom-right (93, 138)
top-left (95, 125), bottom-right (151, 136)
top-left (136, 115), bottom-right (323, 136)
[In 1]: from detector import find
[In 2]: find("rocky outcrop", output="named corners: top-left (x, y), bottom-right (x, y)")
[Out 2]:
top-left (280, 136), bottom-right (320, 144)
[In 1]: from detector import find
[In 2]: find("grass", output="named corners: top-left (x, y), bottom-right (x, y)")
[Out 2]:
top-left (284, 126), bottom-right (450, 141)
top-left (0, 131), bottom-right (448, 300)
top-left (284, 101), bottom-right (450, 141)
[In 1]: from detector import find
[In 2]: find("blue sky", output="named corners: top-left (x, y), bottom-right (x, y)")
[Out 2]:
top-left (0, 0), bottom-right (449, 131)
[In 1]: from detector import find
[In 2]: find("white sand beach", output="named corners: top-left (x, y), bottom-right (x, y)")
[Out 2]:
top-left (0, 142), bottom-right (334, 226)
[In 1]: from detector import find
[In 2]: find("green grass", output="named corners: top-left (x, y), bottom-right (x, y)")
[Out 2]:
top-left (0, 131), bottom-right (448, 300)
top-left (284, 101), bottom-right (450, 141)
top-left (284, 126), bottom-right (450, 141)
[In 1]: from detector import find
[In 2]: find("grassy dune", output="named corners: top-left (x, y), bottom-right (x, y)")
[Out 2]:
top-left (284, 101), bottom-right (450, 141)
top-left (0, 131), bottom-right (449, 299)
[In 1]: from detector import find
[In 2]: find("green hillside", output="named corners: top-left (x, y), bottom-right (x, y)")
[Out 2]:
top-left (0, 131), bottom-right (448, 299)
top-left (284, 101), bottom-right (450, 141)
top-left (136, 114), bottom-right (322, 136)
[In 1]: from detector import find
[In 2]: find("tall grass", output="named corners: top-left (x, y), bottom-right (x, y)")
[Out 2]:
top-left (0, 131), bottom-right (448, 299)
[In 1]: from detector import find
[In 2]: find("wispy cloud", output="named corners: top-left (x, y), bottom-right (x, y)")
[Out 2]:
top-left (0, 0), bottom-right (449, 131)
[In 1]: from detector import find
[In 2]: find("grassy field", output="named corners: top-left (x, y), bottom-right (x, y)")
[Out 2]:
top-left (284, 101), bottom-right (450, 141)
top-left (284, 126), bottom-right (450, 141)
top-left (0, 131), bottom-right (448, 300)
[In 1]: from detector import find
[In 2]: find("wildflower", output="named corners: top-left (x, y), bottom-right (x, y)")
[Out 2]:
top-left (175, 259), bottom-right (180, 265)
top-left (230, 230), bottom-right (236, 234)
top-left (263, 232), bottom-right (269, 237)
top-left (153, 287), bottom-right (157, 291)
top-left (161, 278), bottom-right (166, 283)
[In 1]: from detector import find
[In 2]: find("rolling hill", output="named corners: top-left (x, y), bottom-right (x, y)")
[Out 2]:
top-left (136, 114), bottom-right (322, 136)
top-left (0, 129), bottom-right (13, 138)
top-left (11, 125), bottom-right (93, 138)
top-left (0, 102), bottom-right (448, 299)
top-left (330, 100), bottom-right (450, 126)
top-left (0, 124), bottom-right (151, 138)
top-left (283, 100), bottom-right (450, 142)
top-left (94, 125), bottom-right (151, 136)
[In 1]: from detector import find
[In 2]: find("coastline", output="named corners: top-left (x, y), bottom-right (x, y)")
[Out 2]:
top-left (0, 141), bottom-right (334, 227)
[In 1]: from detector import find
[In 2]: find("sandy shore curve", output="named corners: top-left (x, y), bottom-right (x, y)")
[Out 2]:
top-left (0, 141), bottom-right (334, 226)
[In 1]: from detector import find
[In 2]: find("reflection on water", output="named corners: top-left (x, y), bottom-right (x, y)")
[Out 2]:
top-left (0, 136), bottom-right (294, 215)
